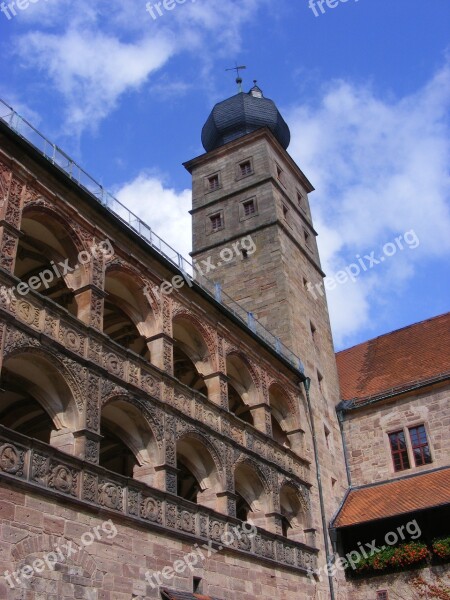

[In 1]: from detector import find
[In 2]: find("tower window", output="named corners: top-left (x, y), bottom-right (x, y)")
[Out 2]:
top-left (210, 213), bottom-right (223, 232)
top-left (324, 425), bottom-right (331, 449)
top-left (389, 430), bottom-right (410, 472)
top-left (240, 197), bottom-right (258, 221)
top-left (282, 205), bottom-right (288, 220)
top-left (243, 200), bottom-right (256, 217)
top-left (304, 229), bottom-right (311, 247)
top-left (409, 425), bottom-right (432, 466)
top-left (276, 164), bottom-right (286, 186)
top-left (297, 191), bottom-right (306, 212)
top-left (208, 174), bottom-right (220, 191)
top-left (240, 160), bottom-right (253, 177)
top-left (377, 592), bottom-right (388, 600)
top-left (317, 370), bottom-right (324, 394)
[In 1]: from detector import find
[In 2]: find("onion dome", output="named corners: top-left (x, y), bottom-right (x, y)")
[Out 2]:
top-left (201, 82), bottom-right (291, 152)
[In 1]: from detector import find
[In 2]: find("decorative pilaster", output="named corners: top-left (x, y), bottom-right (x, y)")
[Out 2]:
top-left (203, 371), bottom-right (229, 409)
top-left (0, 173), bottom-right (25, 274)
top-left (217, 490), bottom-right (237, 516)
top-left (249, 403), bottom-right (273, 435)
top-left (154, 464), bottom-right (178, 494)
top-left (286, 428), bottom-right (305, 451)
top-left (73, 284), bottom-right (105, 331)
top-left (146, 333), bottom-right (174, 374)
top-left (73, 430), bottom-right (102, 464)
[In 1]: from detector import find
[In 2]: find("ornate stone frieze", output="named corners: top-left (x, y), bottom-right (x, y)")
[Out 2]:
top-left (5, 176), bottom-right (24, 228)
top-left (141, 495), bottom-right (163, 524)
top-left (48, 463), bottom-right (78, 496)
top-left (0, 297), bottom-right (309, 485)
top-left (0, 227), bottom-right (18, 273)
top-left (0, 442), bottom-right (25, 477)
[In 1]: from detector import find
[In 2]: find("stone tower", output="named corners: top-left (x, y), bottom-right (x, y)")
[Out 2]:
top-left (184, 82), bottom-right (349, 586)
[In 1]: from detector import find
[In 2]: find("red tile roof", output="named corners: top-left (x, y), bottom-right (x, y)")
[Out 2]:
top-left (332, 467), bottom-right (450, 528)
top-left (336, 312), bottom-right (450, 404)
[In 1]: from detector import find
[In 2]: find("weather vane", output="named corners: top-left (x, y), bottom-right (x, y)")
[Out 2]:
top-left (225, 63), bottom-right (247, 93)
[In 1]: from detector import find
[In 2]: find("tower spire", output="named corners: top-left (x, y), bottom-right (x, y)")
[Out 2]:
top-left (225, 63), bottom-right (247, 93)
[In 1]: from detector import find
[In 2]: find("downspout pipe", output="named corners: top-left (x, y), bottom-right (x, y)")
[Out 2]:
top-left (336, 407), bottom-right (352, 487)
top-left (302, 377), bottom-right (336, 600)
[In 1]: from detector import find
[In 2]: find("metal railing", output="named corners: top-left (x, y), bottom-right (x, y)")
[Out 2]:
top-left (0, 98), bottom-right (305, 374)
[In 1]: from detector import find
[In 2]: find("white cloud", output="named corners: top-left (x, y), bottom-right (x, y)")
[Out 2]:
top-left (111, 64), bottom-right (450, 349)
top-left (8, 0), bottom-right (449, 349)
top-left (16, 29), bottom-right (174, 132)
top-left (0, 92), bottom-right (41, 125)
top-left (12, 0), bottom-right (267, 133)
top-left (287, 62), bottom-right (450, 347)
top-left (115, 174), bottom-right (192, 262)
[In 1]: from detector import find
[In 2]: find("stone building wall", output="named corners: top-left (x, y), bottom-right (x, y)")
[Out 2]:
top-left (0, 484), bottom-right (321, 600)
top-left (0, 122), bottom-right (332, 598)
top-left (341, 384), bottom-right (450, 487)
top-left (343, 565), bottom-right (450, 600)
top-left (187, 127), bottom-right (350, 591)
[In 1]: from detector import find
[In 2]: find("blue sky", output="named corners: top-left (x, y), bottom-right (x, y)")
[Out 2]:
top-left (1, 0), bottom-right (449, 350)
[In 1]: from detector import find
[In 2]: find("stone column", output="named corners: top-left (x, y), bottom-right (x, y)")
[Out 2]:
top-left (133, 465), bottom-right (156, 487)
top-left (73, 285), bottom-right (105, 331)
top-left (249, 403), bottom-right (272, 435)
top-left (146, 333), bottom-right (174, 374)
top-left (154, 464), bottom-right (178, 494)
top-left (304, 527), bottom-right (317, 547)
top-left (0, 222), bottom-right (21, 275)
top-left (286, 428), bottom-right (306, 451)
top-left (203, 372), bottom-right (229, 409)
top-left (250, 511), bottom-right (274, 532)
top-left (73, 373), bottom-right (102, 465)
top-left (73, 430), bottom-right (102, 464)
top-left (265, 511), bottom-right (284, 536)
top-left (0, 172), bottom-right (24, 274)
top-left (217, 491), bottom-right (237, 516)
top-left (197, 487), bottom-right (219, 511)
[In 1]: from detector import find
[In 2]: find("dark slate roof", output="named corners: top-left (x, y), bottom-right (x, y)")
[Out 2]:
top-left (160, 588), bottom-right (223, 600)
top-left (201, 91), bottom-right (291, 152)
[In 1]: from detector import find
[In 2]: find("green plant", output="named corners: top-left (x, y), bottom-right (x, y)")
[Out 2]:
top-left (432, 537), bottom-right (450, 560)
top-left (351, 541), bottom-right (429, 574)
top-left (387, 542), bottom-right (429, 569)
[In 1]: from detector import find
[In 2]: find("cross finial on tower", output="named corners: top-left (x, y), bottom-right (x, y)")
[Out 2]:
top-left (225, 63), bottom-right (247, 93)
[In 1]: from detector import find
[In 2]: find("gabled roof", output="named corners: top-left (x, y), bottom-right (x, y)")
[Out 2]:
top-left (161, 589), bottom-right (222, 600)
top-left (336, 312), bottom-right (450, 405)
top-left (332, 467), bottom-right (450, 528)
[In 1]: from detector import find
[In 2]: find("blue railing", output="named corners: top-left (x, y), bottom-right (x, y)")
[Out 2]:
top-left (0, 98), bottom-right (304, 374)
